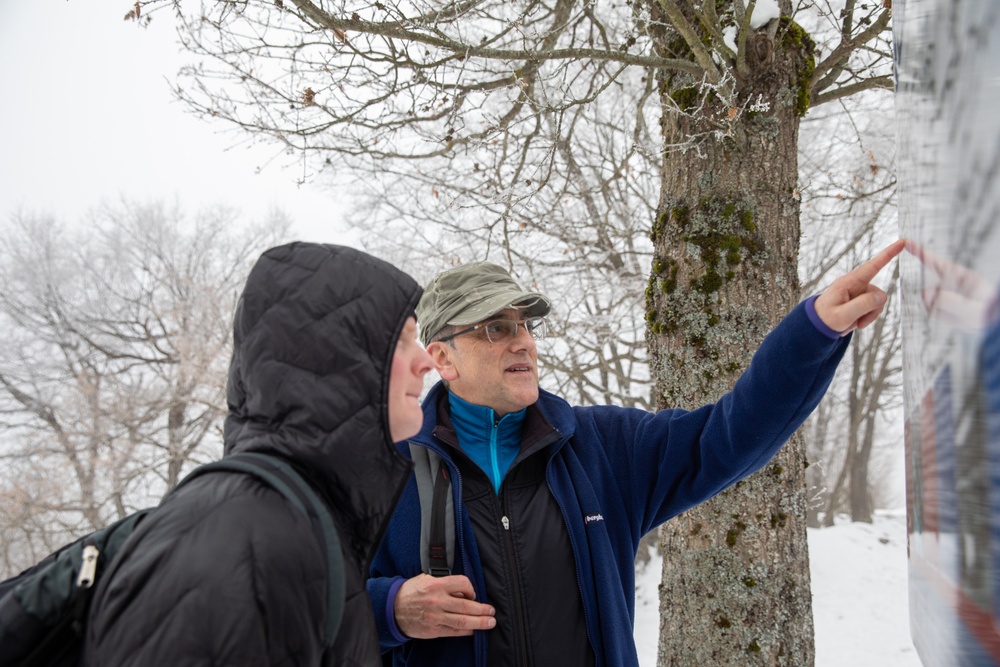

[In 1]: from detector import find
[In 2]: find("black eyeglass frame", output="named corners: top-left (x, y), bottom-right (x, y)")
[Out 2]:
top-left (435, 317), bottom-right (547, 344)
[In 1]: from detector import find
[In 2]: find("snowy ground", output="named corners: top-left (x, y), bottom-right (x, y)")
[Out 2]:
top-left (633, 511), bottom-right (921, 666)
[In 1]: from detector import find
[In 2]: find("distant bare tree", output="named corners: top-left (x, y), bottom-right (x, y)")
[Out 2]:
top-left (0, 201), bottom-right (288, 575)
top-left (797, 93), bottom-right (902, 526)
top-left (829, 268), bottom-right (901, 523)
top-left (803, 262), bottom-right (902, 526)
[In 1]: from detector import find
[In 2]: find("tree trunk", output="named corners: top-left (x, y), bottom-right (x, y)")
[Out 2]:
top-left (805, 399), bottom-right (833, 529)
top-left (648, 18), bottom-right (817, 666)
top-left (822, 350), bottom-right (863, 527)
top-left (848, 415), bottom-right (876, 523)
top-left (820, 452), bottom-right (848, 528)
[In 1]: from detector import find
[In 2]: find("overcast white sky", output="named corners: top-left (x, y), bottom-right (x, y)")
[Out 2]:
top-left (0, 1), bottom-right (354, 244)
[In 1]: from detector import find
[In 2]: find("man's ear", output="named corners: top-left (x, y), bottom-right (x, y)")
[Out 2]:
top-left (426, 341), bottom-right (459, 382)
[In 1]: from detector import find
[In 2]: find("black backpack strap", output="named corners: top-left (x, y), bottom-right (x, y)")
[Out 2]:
top-left (177, 452), bottom-right (345, 647)
top-left (429, 466), bottom-right (451, 576)
top-left (410, 445), bottom-right (454, 577)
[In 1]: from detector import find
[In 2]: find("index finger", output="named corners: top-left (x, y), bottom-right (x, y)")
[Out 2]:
top-left (851, 239), bottom-right (905, 284)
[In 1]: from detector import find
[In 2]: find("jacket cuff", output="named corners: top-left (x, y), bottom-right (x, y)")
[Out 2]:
top-left (386, 577), bottom-right (410, 644)
top-left (804, 295), bottom-right (843, 340)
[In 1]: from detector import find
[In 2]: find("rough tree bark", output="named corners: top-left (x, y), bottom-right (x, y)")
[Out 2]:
top-left (647, 15), bottom-right (816, 666)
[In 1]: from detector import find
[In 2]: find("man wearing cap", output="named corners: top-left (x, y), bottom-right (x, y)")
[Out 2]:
top-left (368, 241), bottom-right (904, 667)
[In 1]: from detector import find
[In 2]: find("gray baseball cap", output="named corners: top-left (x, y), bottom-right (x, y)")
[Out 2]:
top-left (416, 262), bottom-right (551, 345)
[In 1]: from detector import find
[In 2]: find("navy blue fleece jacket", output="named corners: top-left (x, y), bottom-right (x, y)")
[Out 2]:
top-left (367, 299), bottom-right (849, 667)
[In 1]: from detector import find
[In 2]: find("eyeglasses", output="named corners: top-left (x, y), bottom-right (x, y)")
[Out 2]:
top-left (437, 317), bottom-right (547, 344)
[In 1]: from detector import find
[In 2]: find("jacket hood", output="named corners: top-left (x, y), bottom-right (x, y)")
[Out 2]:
top-left (224, 242), bottom-right (419, 569)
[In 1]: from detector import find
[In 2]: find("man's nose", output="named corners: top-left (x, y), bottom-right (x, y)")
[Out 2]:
top-left (508, 323), bottom-right (535, 349)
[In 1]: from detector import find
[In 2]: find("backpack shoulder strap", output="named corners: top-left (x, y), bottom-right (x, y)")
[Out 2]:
top-left (410, 445), bottom-right (454, 577)
top-left (177, 452), bottom-right (345, 647)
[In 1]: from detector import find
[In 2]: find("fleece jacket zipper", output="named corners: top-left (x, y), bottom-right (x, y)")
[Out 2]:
top-left (499, 483), bottom-right (531, 666)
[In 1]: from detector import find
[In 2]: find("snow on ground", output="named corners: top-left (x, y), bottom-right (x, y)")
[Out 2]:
top-left (633, 511), bottom-right (921, 666)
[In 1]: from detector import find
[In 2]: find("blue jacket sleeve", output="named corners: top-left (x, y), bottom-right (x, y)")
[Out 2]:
top-left (367, 575), bottom-right (409, 651)
top-left (594, 299), bottom-right (850, 534)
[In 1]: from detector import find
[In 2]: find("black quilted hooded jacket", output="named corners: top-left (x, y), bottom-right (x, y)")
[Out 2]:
top-left (84, 243), bottom-right (420, 666)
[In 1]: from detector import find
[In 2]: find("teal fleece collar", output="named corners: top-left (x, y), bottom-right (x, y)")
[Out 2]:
top-left (448, 392), bottom-right (526, 493)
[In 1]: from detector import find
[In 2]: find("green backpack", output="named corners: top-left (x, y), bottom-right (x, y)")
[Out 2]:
top-left (0, 452), bottom-right (344, 667)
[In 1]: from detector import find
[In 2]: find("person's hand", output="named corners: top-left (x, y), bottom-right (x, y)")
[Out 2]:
top-left (813, 239), bottom-right (905, 335)
top-left (394, 574), bottom-right (496, 638)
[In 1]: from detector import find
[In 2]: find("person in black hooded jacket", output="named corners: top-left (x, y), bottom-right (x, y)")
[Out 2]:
top-left (83, 242), bottom-right (435, 666)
